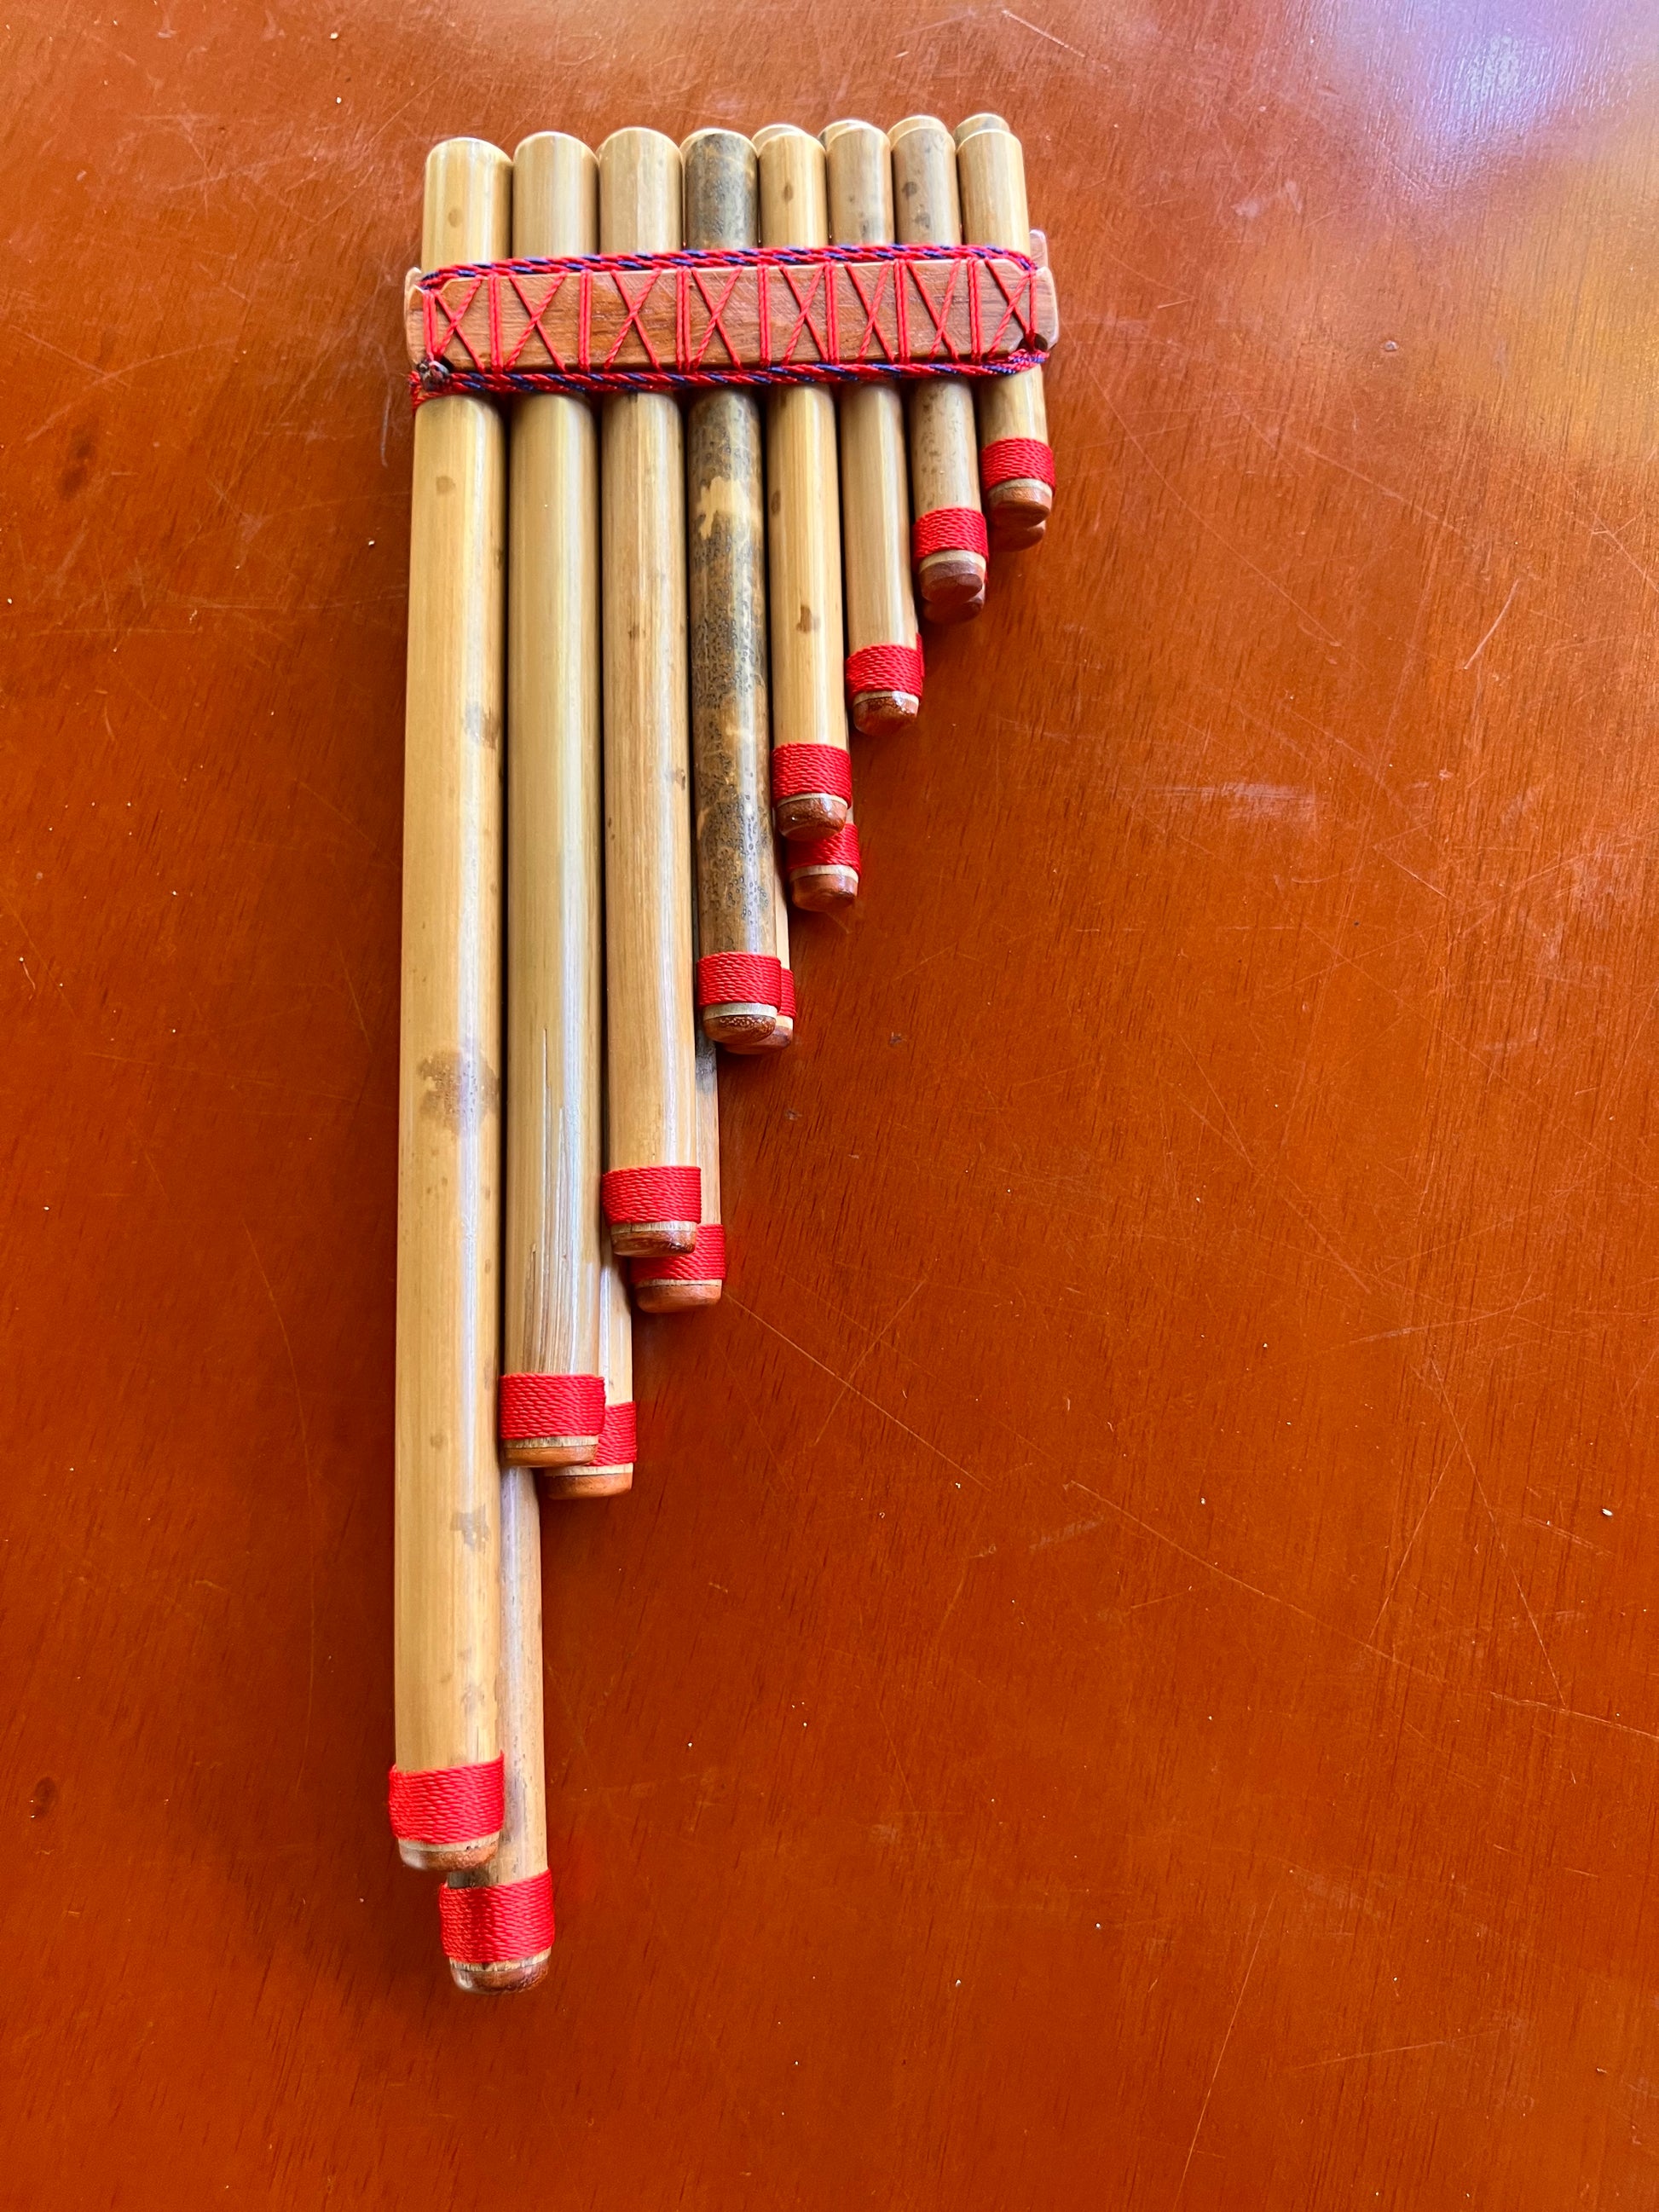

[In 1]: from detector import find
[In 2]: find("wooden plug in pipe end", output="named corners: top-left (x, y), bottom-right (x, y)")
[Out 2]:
top-left (599, 129), bottom-right (699, 1261)
top-left (395, 136), bottom-right (511, 1872)
top-left (953, 115), bottom-right (1052, 545)
top-left (889, 115), bottom-right (987, 625)
top-left (824, 119), bottom-right (921, 738)
top-left (442, 1464), bottom-right (553, 1991)
top-left (756, 124), bottom-right (853, 842)
top-left (634, 1029), bottom-right (724, 1312)
top-left (544, 1239), bottom-right (634, 1497)
top-left (501, 130), bottom-right (605, 1470)
top-left (683, 129), bottom-right (777, 1055)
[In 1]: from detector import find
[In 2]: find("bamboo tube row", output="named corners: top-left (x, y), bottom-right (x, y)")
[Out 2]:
top-left (394, 113), bottom-right (1054, 1994)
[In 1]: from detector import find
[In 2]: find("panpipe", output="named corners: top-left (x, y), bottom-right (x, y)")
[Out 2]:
top-left (393, 113), bottom-right (1059, 1991)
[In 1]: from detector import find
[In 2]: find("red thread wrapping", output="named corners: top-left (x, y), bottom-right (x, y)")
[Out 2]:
top-left (592, 1400), bottom-right (637, 1467)
top-left (787, 823), bottom-right (863, 877)
top-left (601, 1164), bottom-right (701, 1226)
top-left (771, 743), bottom-right (853, 805)
top-left (388, 1756), bottom-right (505, 1845)
top-left (912, 506), bottom-right (988, 563)
top-left (630, 1224), bottom-right (727, 1286)
top-left (847, 638), bottom-right (924, 701)
top-left (697, 951), bottom-right (782, 1009)
top-left (777, 968), bottom-right (797, 1021)
top-left (980, 436), bottom-right (1055, 490)
top-left (440, 1870), bottom-right (555, 1964)
top-left (499, 1372), bottom-right (604, 1442)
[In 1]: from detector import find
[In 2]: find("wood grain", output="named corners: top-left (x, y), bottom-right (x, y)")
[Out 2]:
top-left (8, 3), bottom-right (1659, 2204)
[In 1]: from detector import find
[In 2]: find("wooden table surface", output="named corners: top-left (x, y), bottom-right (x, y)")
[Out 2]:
top-left (8, 1), bottom-right (1659, 2203)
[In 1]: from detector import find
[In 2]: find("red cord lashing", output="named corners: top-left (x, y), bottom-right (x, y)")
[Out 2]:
top-left (777, 968), bottom-right (797, 1021)
top-left (980, 436), bottom-right (1055, 489)
top-left (440, 1870), bottom-right (555, 1964)
top-left (771, 742), bottom-right (853, 804)
top-left (630, 1224), bottom-right (727, 1286)
top-left (787, 823), bottom-right (862, 876)
top-left (912, 505), bottom-right (988, 563)
top-left (697, 951), bottom-right (781, 1009)
top-left (846, 638), bottom-right (924, 702)
top-left (601, 1164), bottom-right (701, 1225)
top-left (499, 1372), bottom-right (604, 1442)
top-left (592, 1400), bottom-right (637, 1466)
top-left (388, 1756), bottom-right (505, 1845)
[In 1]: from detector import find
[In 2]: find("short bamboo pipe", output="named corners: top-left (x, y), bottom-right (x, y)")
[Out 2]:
top-left (393, 137), bottom-right (509, 1873)
top-left (824, 120), bottom-right (921, 736)
top-left (544, 1239), bottom-right (635, 1498)
top-left (634, 1027), bottom-right (724, 1312)
top-left (598, 129), bottom-right (699, 1258)
top-left (754, 124), bottom-right (853, 845)
top-left (682, 130), bottom-right (777, 1054)
top-left (502, 131), bottom-right (604, 1467)
top-left (889, 114), bottom-right (986, 623)
top-left (441, 1462), bottom-right (553, 1991)
top-left (954, 114), bottom-right (1051, 546)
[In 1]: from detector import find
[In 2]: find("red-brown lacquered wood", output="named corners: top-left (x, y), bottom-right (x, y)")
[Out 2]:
top-left (7, 6), bottom-right (1659, 2209)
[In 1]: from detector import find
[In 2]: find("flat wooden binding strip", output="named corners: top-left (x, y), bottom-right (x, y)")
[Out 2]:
top-left (406, 243), bottom-right (1057, 397)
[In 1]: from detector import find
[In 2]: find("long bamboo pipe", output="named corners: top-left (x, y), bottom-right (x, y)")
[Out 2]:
top-left (598, 130), bottom-right (700, 1260)
top-left (682, 129), bottom-right (778, 1054)
top-left (500, 130), bottom-right (605, 1470)
top-left (390, 137), bottom-right (509, 1874)
top-left (439, 1463), bottom-right (554, 1991)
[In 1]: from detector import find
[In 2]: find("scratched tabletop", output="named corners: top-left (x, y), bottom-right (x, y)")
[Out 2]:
top-left (6, 2), bottom-right (1659, 2204)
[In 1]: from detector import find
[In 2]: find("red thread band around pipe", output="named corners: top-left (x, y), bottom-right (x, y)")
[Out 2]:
top-left (630, 1224), bottom-right (727, 1286)
top-left (771, 742), bottom-right (853, 804)
top-left (593, 1401), bottom-right (637, 1466)
top-left (388, 1756), bottom-right (505, 1846)
top-left (499, 1372), bottom-right (604, 1442)
top-left (980, 436), bottom-right (1055, 490)
top-left (777, 968), bottom-right (797, 1020)
top-left (787, 823), bottom-right (862, 876)
top-left (440, 1870), bottom-right (555, 1964)
top-left (846, 639), bottom-right (925, 701)
top-left (697, 951), bottom-right (782, 1009)
top-left (912, 506), bottom-right (988, 562)
top-left (601, 1164), bottom-right (701, 1226)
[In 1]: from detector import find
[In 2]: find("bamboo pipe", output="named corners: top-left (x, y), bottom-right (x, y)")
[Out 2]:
top-left (501, 131), bottom-right (604, 1468)
top-left (682, 130), bottom-right (777, 1054)
top-left (392, 137), bottom-right (509, 1874)
top-left (598, 130), bottom-right (700, 1260)
top-left (754, 844), bottom-right (795, 1050)
top-left (888, 114), bottom-right (986, 623)
top-left (633, 1026), bottom-right (724, 1312)
top-left (954, 114), bottom-right (1052, 546)
top-left (440, 1463), bottom-right (554, 1991)
top-left (754, 124), bottom-right (854, 846)
top-left (823, 120), bottom-right (921, 736)
top-left (544, 1238), bottom-right (635, 1498)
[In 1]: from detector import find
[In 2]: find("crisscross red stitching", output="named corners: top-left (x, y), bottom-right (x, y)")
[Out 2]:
top-left (604, 267), bottom-right (667, 370)
top-left (775, 260), bottom-right (835, 363)
top-left (905, 256), bottom-right (968, 365)
top-left (980, 256), bottom-right (1039, 355)
top-left (503, 269), bottom-right (570, 372)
